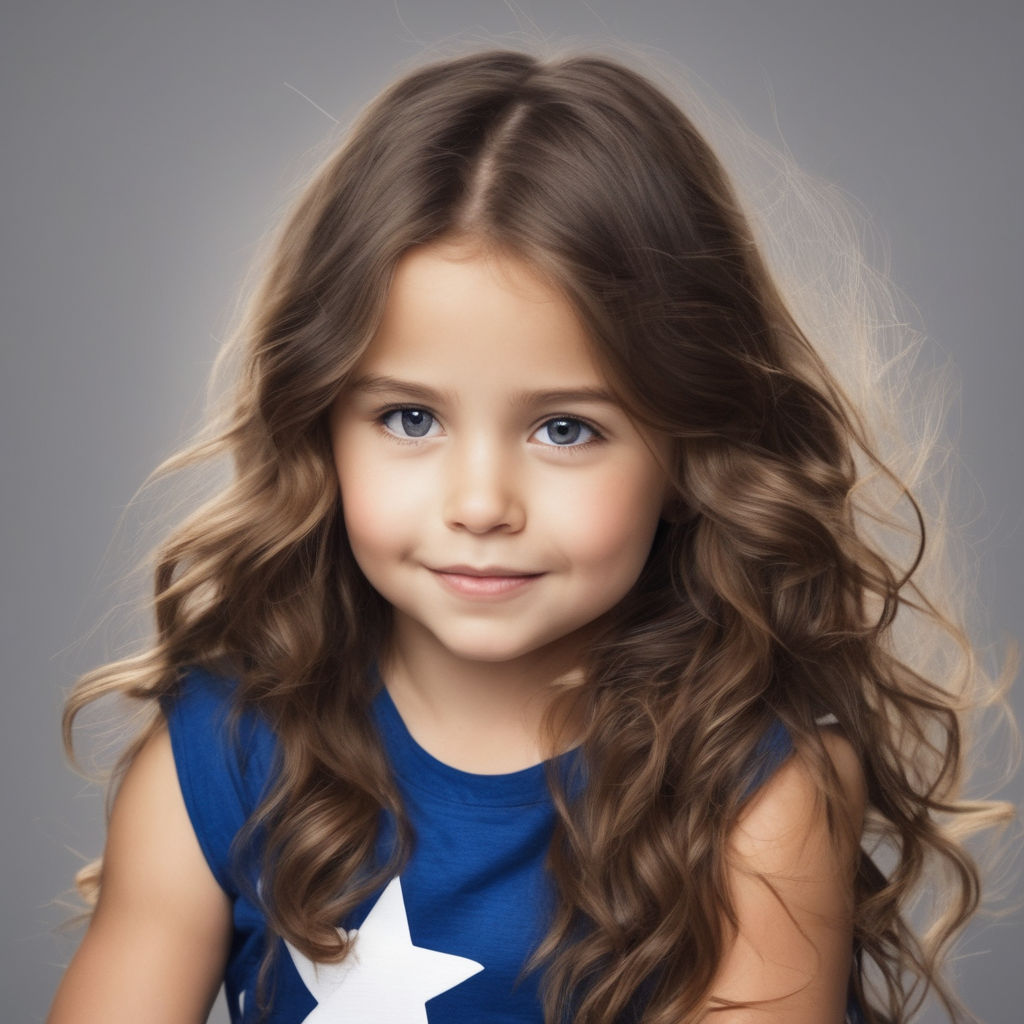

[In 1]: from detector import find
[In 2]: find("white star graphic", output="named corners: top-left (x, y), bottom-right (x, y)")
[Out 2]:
top-left (284, 876), bottom-right (485, 1023)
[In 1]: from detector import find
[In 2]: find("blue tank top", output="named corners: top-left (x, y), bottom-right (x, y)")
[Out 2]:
top-left (161, 667), bottom-right (862, 1022)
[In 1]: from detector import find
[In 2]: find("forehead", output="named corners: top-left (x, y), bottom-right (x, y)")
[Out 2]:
top-left (355, 241), bottom-right (607, 387)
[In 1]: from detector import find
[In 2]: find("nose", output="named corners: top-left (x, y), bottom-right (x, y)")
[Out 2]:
top-left (442, 436), bottom-right (525, 535)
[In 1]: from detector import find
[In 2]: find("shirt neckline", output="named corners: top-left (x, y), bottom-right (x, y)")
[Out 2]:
top-left (371, 682), bottom-right (581, 808)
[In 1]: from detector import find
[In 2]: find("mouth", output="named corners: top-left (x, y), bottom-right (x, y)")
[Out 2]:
top-left (432, 564), bottom-right (540, 577)
top-left (428, 565), bottom-right (544, 597)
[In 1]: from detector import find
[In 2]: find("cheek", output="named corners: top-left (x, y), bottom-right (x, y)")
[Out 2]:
top-left (555, 470), bottom-right (664, 571)
top-left (334, 449), bottom-right (410, 563)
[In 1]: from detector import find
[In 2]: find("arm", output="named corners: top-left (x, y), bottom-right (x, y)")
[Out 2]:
top-left (47, 723), bottom-right (233, 1024)
top-left (704, 732), bottom-right (867, 1022)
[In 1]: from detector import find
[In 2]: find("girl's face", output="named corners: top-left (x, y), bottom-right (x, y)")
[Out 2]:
top-left (329, 240), bottom-right (670, 674)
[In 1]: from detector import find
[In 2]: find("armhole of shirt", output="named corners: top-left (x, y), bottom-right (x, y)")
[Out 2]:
top-left (159, 669), bottom-right (258, 896)
top-left (742, 711), bottom-right (846, 802)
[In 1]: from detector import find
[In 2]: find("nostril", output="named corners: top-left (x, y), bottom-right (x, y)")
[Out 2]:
top-left (444, 492), bottom-right (526, 535)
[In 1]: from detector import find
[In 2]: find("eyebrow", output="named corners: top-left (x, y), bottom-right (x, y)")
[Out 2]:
top-left (348, 374), bottom-right (620, 409)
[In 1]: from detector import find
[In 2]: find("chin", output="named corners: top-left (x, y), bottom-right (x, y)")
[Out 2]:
top-left (443, 641), bottom-right (538, 665)
top-left (438, 622), bottom-right (589, 667)
top-left (432, 626), bottom-right (554, 665)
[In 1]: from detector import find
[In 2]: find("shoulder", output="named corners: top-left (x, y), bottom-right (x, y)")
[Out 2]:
top-left (159, 666), bottom-right (278, 892)
top-left (705, 731), bottom-right (866, 1021)
top-left (104, 723), bottom-right (230, 919)
top-left (48, 724), bottom-right (232, 1023)
top-left (161, 665), bottom-right (276, 787)
top-left (160, 665), bottom-right (240, 728)
top-left (733, 728), bottom-right (866, 869)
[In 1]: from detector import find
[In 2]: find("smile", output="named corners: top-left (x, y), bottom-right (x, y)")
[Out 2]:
top-left (429, 566), bottom-right (544, 598)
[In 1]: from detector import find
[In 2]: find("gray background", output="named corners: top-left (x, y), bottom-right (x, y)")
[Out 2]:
top-left (3, 2), bottom-right (1021, 1021)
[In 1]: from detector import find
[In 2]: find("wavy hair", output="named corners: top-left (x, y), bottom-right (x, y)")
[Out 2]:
top-left (63, 46), bottom-right (1015, 1022)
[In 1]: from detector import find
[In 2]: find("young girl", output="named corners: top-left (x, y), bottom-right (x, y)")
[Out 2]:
top-left (49, 47), bottom-right (1012, 1024)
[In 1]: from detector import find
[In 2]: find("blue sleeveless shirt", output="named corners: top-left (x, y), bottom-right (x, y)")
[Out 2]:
top-left (161, 668), bottom-right (862, 1022)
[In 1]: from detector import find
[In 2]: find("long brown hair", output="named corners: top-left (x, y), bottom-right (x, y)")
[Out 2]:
top-left (63, 46), bottom-right (1015, 1022)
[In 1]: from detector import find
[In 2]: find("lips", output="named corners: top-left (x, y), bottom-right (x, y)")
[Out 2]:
top-left (432, 564), bottom-right (539, 577)
top-left (429, 565), bottom-right (543, 597)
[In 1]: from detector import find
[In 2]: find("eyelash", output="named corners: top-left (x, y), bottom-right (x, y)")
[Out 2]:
top-left (375, 406), bottom-right (605, 451)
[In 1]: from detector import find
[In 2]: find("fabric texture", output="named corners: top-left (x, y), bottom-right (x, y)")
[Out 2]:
top-left (162, 667), bottom-right (860, 1023)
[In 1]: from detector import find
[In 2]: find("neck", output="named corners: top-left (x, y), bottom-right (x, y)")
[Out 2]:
top-left (378, 616), bottom-right (586, 773)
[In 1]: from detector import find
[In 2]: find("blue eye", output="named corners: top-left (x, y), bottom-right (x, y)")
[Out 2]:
top-left (381, 408), bottom-right (438, 438)
top-left (533, 417), bottom-right (597, 447)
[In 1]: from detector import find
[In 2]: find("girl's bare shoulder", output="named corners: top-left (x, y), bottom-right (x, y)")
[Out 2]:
top-left (735, 729), bottom-right (866, 861)
top-left (704, 730), bottom-right (866, 1022)
top-left (47, 725), bottom-right (232, 1024)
